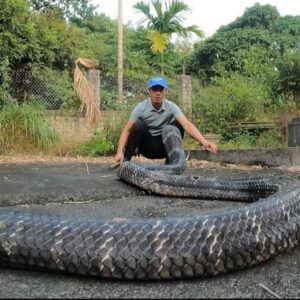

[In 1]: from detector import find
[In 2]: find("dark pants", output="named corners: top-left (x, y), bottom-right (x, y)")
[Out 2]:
top-left (124, 120), bottom-right (184, 160)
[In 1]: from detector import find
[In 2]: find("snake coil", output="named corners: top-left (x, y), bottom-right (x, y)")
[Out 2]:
top-left (0, 125), bottom-right (299, 279)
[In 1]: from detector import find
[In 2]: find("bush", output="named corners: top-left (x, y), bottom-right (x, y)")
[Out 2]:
top-left (75, 130), bottom-right (114, 156)
top-left (257, 131), bottom-right (284, 148)
top-left (220, 131), bottom-right (257, 149)
top-left (193, 73), bottom-right (272, 135)
top-left (102, 111), bottom-right (131, 147)
top-left (219, 129), bottom-right (285, 149)
top-left (74, 111), bottom-right (130, 157)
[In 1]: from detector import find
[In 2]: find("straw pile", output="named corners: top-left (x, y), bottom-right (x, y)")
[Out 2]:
top-left (74, 58), bottom-right (101, 124)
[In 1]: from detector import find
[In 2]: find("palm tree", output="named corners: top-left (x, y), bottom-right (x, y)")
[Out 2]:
top-left (133, 0), bottom-right (203, 73)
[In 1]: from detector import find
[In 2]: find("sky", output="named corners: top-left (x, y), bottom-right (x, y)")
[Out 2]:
top-left (92, 0), bottom-right (300, 38)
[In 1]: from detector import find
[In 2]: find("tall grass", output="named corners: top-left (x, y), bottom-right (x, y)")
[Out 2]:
top-left (0, 102), bottom-right (59, 153)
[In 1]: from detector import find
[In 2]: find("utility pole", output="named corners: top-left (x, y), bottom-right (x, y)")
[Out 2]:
top-left (117, 0), bottom-right (123, 103)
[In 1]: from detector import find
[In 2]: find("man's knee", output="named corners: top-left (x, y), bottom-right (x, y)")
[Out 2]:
top-left (169, 120), bottom-right (184, 138)
top-left (162, 124), bottom-right (183, 139)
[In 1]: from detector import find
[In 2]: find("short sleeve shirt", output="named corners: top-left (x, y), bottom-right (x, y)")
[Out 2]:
top-left (129, 98), bottom-right (183, 136)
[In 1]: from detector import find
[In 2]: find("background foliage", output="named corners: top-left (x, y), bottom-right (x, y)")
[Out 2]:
top-left (0, 1), bottom-right (300, 154)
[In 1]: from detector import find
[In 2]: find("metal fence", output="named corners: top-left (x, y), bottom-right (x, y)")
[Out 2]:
top-left (100, 73), bottom-right (180, 111)
top-left (9, 69), bottom-right (65, 110)
top-left (4, 69), bottom-right (202, 113)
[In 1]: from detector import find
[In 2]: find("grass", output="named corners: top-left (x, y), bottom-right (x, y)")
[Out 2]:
top-left (0, 102), bottom-right (59, 153)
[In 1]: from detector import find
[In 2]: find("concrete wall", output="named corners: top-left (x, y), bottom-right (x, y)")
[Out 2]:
top-left (45, 111), bottom-right (128, 145)
top-left (187, 148), bottom-right (300, 167)
top-left (46, 113), bottom-right (95, 151)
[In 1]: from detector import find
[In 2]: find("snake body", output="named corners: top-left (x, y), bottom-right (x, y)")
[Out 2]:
top-left (0, 125), bottom-right (299, 279)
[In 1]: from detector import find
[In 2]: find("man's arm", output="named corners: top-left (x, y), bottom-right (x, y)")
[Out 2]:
top-left (115, 120), bottom-right (135, 164)
top-left (176, 115), bottom-right (218, 154)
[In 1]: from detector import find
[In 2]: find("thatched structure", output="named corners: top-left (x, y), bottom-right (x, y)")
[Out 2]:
top-left (74, 58), bottom-right (101, 124)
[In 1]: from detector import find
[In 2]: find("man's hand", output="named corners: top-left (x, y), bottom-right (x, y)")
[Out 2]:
top-left (115, 152), bottom-right (124, 166)
top-left (109, 152), bottom-right (124, 170)
top-left (203, 141), bottom-right (218, 154)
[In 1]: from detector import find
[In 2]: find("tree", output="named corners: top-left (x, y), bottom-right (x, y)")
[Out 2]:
top-left (188, 4), bottom-right (295, 82)
top-left (189, 27), bottom-right (273, 80)
top-left (222, 3), bottom-right (280, 31)
top-left (0, 0), bottom-right (38, 65)
top-left (275, 47), bottom-right (300, 105)
top-left (174, 37), bottom-right (194, 74)
top-left (273, 15), bottom-right (300, 54)
top-left (28, 0), bottom-right (95, 19)
top-left (133, 0), bottom-right (202, 73)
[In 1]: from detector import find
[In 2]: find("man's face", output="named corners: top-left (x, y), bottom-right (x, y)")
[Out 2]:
top-left (149, 85), bottom-right (167, 107)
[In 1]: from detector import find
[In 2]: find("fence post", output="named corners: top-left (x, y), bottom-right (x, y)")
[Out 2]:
top-left (87, 69), bottom-right (100, 109)
top-left (178, 74), bottom-right (192, 118)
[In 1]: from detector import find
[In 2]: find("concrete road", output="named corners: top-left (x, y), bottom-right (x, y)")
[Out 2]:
top-left (0, 163), bottom-right (299, 299)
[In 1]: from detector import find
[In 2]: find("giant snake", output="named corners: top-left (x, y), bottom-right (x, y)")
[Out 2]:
top-left (0, 125), bottom-right (299, 279)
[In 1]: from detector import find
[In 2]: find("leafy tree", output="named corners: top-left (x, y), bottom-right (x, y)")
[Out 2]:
top-left (72, 13), bottom-right (119, 74)
top-left (275, 47), bottom-right (300, 105)
top-left (188, 2), bottom-right (300, 132)
top-left (221, 3), bottom-right (280, 31)
top-left (274, 15), bottom-right (300, 36)
top-left (273, 17), bottom-right (300, 103)
top-left (273, 15), bottom-right (300, 54)
top-left (35, 10), bottom-right (87, 69)
top-left (0, 0), bottom-right (39, 66)
top-left (189, 27), bottom-right (273, 80)
top-left (29, 0), bottom-right (95, 19)
top-left (73, 12), bottom-right (179, 78)
top-left (0, 0), bottom-right (88, 71)
top-left (189, 3), bottom-right (299, 86)
top-left (174, 37), bottom-right (195, 74)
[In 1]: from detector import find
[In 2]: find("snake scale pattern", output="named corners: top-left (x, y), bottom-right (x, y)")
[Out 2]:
top-left (0, 125), bottom-right (299, 280)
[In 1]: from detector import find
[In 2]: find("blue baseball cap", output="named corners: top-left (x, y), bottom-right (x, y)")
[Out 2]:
top-left (148, 76), bottom-right (167, 89)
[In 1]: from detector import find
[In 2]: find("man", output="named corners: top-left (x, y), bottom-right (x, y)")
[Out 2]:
top-left (114, 75), bottom-right (217, 166)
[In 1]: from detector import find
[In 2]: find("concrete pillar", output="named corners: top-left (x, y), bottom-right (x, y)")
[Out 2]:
top-left (288, 117), bottom-right (300, 147)
top-left (87, 69), bottom-right (100, 109)
top-left (178, 74), bottom-right (192, 118)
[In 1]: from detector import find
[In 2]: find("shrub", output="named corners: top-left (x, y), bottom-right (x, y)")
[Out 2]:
top-left (193, 73), bottom-right (272, 135)
top-left (256, 131), bottom-right (284, 148)
top-left (102, 111), bottom-right (131, 147)
top-left (220, 131), bottom-right (257, 149)
top-left (75, 130), bottom-right (114, 157)
top-left (219, 129), bottom-right (285, 149)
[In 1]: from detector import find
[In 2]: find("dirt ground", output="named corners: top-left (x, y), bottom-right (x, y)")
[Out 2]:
top-left (2, 153), bottom-right (300, 172)
top-left (0, 154), bottom-right (299, 299)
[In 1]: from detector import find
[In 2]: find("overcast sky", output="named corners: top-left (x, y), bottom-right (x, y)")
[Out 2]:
top-left (92, 0), bottom-right (299, 37)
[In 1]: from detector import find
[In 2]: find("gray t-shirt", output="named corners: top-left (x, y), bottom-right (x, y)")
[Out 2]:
top-left (129, 98), bottom-right (183, 136)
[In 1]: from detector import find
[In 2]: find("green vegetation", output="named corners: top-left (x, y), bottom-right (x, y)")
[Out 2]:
top-left (220, 130), bottom-right (285, 150)
top-left (74, 111), bottom-right (130, 157)
top-left (189, 3), bottom-right (300, 146)
top-left (74, 129), bottom-right (114, 156)
top-left (0, 1), bottom-right (299, 154)
top-left (0, 102), bottom-right (59, 153)
top-left (134, 0), bottom-right (202, 73)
